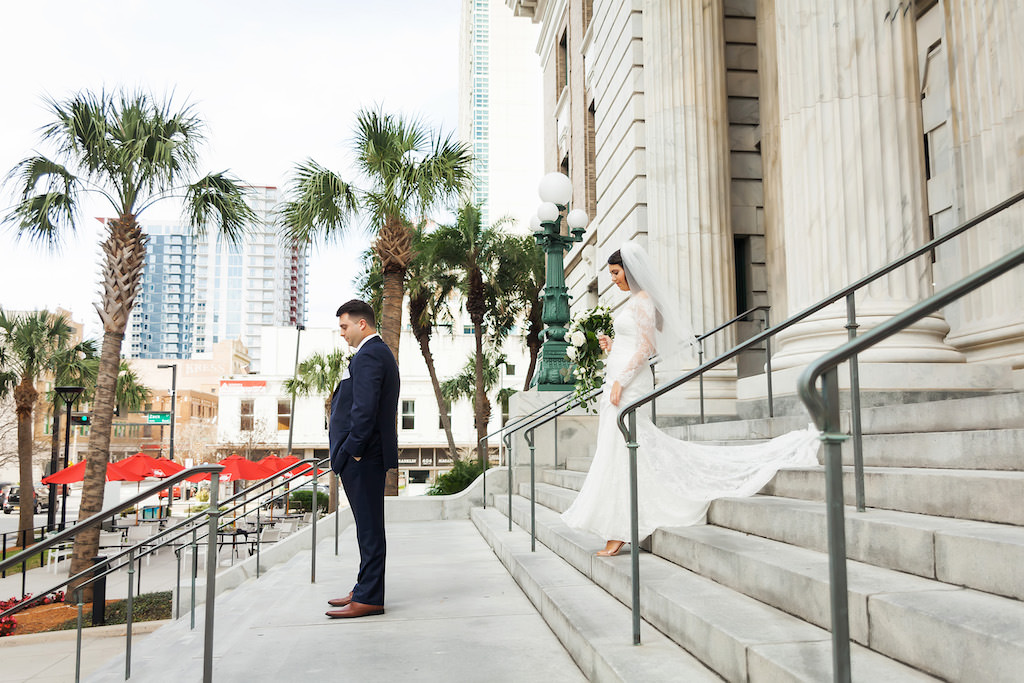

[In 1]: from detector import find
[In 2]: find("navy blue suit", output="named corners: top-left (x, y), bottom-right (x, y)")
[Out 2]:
top-left (329, 335), bottom-right (399, 606)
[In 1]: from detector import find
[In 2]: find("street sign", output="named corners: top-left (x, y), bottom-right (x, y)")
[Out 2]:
top-left (146, 412), bottom-right (171, 424)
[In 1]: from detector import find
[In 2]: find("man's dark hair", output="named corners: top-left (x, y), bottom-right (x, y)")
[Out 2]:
top-left (336, 299), bottom-right (376, 328)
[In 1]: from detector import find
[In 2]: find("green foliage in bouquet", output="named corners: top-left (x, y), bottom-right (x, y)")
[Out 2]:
top-left (560, 306), bottom-right (614, 412)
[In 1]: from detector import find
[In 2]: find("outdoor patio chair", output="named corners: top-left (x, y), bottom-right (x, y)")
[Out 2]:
top-left (46, 542), bottom-right (73, 573)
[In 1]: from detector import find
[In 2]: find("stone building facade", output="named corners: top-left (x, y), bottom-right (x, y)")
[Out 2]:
top-left (509, 0), bottom-right (1024, 413)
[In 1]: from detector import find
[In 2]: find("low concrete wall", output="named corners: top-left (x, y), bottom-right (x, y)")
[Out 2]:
top-left (175, 508), bottom-right (355, 609)
top-left (384, 467), bottom-right (509, 522)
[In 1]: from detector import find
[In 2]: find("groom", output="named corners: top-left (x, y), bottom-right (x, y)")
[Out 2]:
top-left (326, 299), bottom-right (399, 619)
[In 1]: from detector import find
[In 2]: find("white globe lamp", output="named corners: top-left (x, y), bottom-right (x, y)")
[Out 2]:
top-left (566, 209), bottom-right (589, 231)
top-left (537, 202), bottom-right (560, 223)
top-left (538, 172), bottom-right (573, 205)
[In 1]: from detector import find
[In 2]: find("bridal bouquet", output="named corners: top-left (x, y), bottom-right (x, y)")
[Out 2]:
top-left (561, 305), bottom-right (614, 412)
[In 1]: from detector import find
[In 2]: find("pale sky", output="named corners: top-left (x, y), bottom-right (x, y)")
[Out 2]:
top-left (0, 0), bottom-right (461, 339)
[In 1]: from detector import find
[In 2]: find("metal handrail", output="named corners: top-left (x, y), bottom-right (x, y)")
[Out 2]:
top-left (496, 305), bottom-right (769, 549)
top-left (0, 466), bottom-right (222, 577)
top-left (0, 457), bottom-right (337, 683)
top-left (614, 190), bottom-right (1024, 658)
top-left (479, 379), bottom-right (602, 510)
top-left (795, 242), bottom-right (1024, 683)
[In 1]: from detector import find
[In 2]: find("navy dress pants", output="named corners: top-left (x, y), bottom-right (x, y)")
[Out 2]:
top-left (340, 457), bottom-right (387, 606)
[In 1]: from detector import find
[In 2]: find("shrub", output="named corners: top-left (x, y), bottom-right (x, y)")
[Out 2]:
top-left (427, 459), bottom-right (484, 496)
top-left (289, 490), bottom-right (328, 512)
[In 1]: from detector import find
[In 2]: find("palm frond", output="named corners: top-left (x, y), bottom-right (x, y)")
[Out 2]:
top-left (116, 360), bottom-right (151, 412)
top-left (182, 171), bottom-right (257, 244)
top-left (278, 159), bottom-right (359, 246)
top-left (286, 349), bottom-right (350, 396)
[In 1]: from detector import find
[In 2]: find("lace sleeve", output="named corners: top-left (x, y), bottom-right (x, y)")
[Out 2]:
top-left (613, 295), bottom-right (656, 387)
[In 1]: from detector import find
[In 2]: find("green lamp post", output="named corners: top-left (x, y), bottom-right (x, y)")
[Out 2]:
top-left (531, 172), bottom-right (590, 391)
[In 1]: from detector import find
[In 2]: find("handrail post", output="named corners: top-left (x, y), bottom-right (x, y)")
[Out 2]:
top-left (525, 428), bottom-right (536, 552)
top-left (504, 433), bottom-right (513, 532)
top-left (821, 368), bottom-right (852, 683)
top-left (74, 588), bottom-right (84, 683)
top-left (202, 476), bottom-right (219, 683)
top-left (845, 294), bottom-right (866, 512)
top-left (626, 409), bottom-right (641, 646)
top-left (764, 310), bottom-right (774, 418)
top-left (125, 548), bottom-right (135, 680)
top-left (174, 547), bottom-right (182, 620)
top-left (650, 364), bottom-right (657, 423)
top-left (189, 527), bottom-right (198, 630)
top-left (698, 343), bottom-right (706, 424)
top-left (553, 416), bottom-right (559, 470)
top-left (311, 464), bottom-right (319, 584)
top-left (481, 437), bottom-right (487, 509)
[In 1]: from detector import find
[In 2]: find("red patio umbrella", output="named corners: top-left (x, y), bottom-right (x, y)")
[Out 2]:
top-left (116, 453), bottom-right (184, 480)
top-left (42, 459), bottom-right (130, 485)
top-left (256, 455), bottom-right (300, 475)
top-left (187, 454), bottom-right (274, 482)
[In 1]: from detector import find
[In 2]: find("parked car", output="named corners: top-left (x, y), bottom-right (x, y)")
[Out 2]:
top-left (158, 485), bottom-right (182, 500)
top-left (1, 485), bottom-right (48, 514)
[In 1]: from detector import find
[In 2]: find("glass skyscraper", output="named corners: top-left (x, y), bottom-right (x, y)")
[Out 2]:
top-left (127, 187), bottom-right (308, 371)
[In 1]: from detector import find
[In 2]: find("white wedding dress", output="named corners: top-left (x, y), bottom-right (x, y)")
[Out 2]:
top-left (561, 294), bottom-right (822, 541)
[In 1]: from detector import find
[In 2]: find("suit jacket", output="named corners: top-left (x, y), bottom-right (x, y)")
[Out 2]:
top-left (329, 335), bottom-right (400, 474)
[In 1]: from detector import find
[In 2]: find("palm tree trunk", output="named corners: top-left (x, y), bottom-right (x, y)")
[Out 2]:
top-left (419, 335), bottom-right (459, 462)
top-left (473, 327), bottom-right (487, 468)
top-left (70, 218), bottom-right (146, 596)
top-left (14, 377), bottom-right (38, 548)
top-left (69, 330), bottom-right (121, 594)
top-left (380, 269), bottom-right (405, 357)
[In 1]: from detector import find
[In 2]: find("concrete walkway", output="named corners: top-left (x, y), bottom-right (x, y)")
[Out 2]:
top-left (82, 520), bottom-right (586, 682)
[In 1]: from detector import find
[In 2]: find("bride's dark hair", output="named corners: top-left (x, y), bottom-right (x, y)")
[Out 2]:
top-left (608, 249), bottom-right (663, 331)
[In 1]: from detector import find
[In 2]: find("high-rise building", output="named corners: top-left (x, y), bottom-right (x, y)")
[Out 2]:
top-left (459, 0), bottom-right (544, 230)
top-left (126, 187), bottom-right (308, 372)
top-left (192, 186), bottom-right (308, 372)
top-left (127, 225), bottom-right (196, 359)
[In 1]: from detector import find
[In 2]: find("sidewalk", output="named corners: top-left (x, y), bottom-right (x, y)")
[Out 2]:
top-left (80, 520), bottom-right (586, 682)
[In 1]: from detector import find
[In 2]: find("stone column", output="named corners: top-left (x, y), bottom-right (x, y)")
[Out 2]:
top-left (941, 0), bottom-right (1024, 367)
top-left (643, 0), bottom-right (737, 369)
top-left (769, 0), bottom-right (962, 369)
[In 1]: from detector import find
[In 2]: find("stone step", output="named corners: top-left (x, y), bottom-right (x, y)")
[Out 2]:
top-left (519, 481), bottom-right (576, 514)
top-left (650, 523), bottom-right (1024, 681)
top-left (676, 391), bottom-right (1024, 441)
top-left (471, 506), bottom-right (723, 682)
top-left (763, 466), bottom-right (1024, 525)
top-left (487, 494), bottom-right (933, 682)
top-left (707, 495), bottom-right (1024, 601)
top-left (543, 468), bottom-right (588, 492)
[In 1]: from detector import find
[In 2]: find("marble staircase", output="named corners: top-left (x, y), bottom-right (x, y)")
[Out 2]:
top-left (473, 391), bottom-right (1024, 681)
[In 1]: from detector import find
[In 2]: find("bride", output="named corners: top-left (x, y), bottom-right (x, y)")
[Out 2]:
top-left (561, 241), bottom-right (821, 556)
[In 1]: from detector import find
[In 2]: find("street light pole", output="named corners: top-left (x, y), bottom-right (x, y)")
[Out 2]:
top-left (53, 386), bottom-right (84, 532)
top-left (157, 364), bottom-right (178, 462)
top-left (286, 324), bottom-right (305, 456)
top-left (530, 172), bottom-right (590, 391)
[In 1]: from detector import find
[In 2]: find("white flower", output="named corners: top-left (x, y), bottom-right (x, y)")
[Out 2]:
top-left (566, 346), bottom-right (577, 361)
top-left (571, 330), bottom-right (587, 347)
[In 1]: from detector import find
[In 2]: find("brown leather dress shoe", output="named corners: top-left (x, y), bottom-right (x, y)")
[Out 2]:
top-left (327, 592), bottom-right (353, 607)
top-left (325, 601), bottom-right (385, 619)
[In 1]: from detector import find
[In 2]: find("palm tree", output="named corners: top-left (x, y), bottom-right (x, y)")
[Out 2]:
top-left (504, 235), bottom-right (546, 389)
top-left (0, 310), bottom-right (78, 546)
top-left (279, 108), bottom-right (472, 357)
top-left (4, 89), bottom-right (256, 588)
top-left (431, 204), bottom-right (518, 466)
top-left (407, 227), bottom-right (460, 461)
top-left (45, 337), bottom-right (98, 517)
top-left (284, 348), bottom-right (350, 511)
top-left (441, 349), bottom-right (517, 459)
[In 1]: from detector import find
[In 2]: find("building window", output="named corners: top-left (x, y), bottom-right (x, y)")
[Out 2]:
top-left (438, 400), bottom-right (452, 429)
top-left (240, 399), bottom-right (254, 431)
top-left (402, 400), bottom-right (415, 430)
top-left (505, 364), bottom-right (516, 376)
top-left (277, 399), bottom-right (291, 431)
top-left (557, 31), bottom-right (569, 94)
